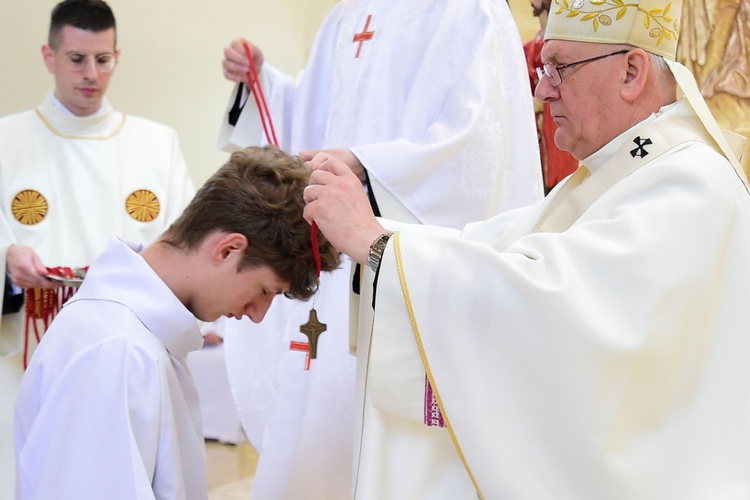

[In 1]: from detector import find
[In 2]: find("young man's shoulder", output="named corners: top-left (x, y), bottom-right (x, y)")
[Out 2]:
top-left (39, 299), bottom-right (168, 364)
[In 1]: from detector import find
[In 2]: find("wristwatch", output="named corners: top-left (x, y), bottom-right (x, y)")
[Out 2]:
top-left (367, 232), bottom-right (393, 272)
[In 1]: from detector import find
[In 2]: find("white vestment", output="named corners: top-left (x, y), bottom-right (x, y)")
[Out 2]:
top-left (186, 319), bottom-right (246, 444)
top-left (0, 95), bottom-right (195, 499)
top-left (367, 99), bottom-right (750, 498)
top-left (15, 239), bottom-right (207, 500)
top-left (218, 0), bottom-right (541, 497)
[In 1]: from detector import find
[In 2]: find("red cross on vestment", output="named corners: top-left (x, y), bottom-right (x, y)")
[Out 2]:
top-left (352, 15), bottom-right (375, 58)
top-left (290, 341), bottom-right (312, 371)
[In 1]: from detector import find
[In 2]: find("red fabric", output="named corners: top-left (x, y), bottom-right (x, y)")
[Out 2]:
top-left (23, 267), bottom-right (83, 368)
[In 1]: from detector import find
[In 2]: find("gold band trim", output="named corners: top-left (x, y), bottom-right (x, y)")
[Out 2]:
top-left (393, 232), bottom-right (485, 499)
top-left (34, 109), bottom-right (127, 140)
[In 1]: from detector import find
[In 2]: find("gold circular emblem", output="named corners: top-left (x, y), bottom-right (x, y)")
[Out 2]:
top-left (12, 190), bottom-right (48, 225)
top-left (126, 189), bottom-right (160, 223)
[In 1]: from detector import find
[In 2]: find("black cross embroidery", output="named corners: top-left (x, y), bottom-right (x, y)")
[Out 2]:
top-left (630, 136), bottom-right (653, 158)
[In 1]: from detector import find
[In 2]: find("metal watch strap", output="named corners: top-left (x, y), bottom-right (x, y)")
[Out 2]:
top-left (367, 232), bottom-right (392, 272)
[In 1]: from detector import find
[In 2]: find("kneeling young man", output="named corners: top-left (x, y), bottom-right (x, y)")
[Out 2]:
top-left (14, 146), bottom-right (340, 500)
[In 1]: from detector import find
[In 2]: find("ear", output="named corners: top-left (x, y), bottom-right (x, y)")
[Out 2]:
top-left (41, 45), bottom-right (56, 74)
top-left (620, 49), bottom-right (650, 102)
top-left (111, 48), bottom-right (122, 75)
top-left (210, 232), bottom-right (248, 266)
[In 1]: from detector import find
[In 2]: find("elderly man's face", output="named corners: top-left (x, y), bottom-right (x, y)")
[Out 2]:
top-left (535, 40), bottom-right (628, 161)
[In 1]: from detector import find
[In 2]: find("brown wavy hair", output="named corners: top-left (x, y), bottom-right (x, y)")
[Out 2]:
top-left (161, 146), bottom-right (341, 300)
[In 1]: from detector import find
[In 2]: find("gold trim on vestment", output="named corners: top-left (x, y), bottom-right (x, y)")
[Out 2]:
top-left (34, 109), bottom-right (127, 140)
top-left (393, 232), bottom-right (485, 500)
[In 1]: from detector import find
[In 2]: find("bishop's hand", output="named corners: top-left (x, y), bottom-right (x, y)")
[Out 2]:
top-left (303, 153), bottom-right (385, 266)
top-left (298, 148), bottom-right (367, 183)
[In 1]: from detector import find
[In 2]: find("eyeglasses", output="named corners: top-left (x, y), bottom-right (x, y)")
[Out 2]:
top-left (62, 52), bottom-right (118, 73)
top-left (536, 50), bottom-right (629, 87)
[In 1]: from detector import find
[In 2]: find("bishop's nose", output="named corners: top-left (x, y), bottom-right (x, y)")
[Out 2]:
top-left (534, 72), bottom-right (560, 102)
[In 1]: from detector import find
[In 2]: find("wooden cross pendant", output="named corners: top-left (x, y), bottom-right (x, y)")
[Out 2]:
top-left (300, 308), bottom-right (327, 360)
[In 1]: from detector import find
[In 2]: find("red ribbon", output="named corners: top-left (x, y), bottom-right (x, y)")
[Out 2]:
top-left (242, 41), bottom-right (321, 280)
top-left (244, 42), bottom-right (320, 278)
top-left (310, 223), bottom-right (321, 279)
top-left (243, 42), bottom-right (278, 147)
top-left (242, 42), bottom-right (323, 369)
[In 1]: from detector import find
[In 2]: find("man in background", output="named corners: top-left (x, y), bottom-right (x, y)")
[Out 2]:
top-left (0, 1), bottom-right (194, 496)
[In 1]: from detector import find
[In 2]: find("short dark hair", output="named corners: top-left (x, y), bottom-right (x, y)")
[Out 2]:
top-left (161, 146), bottom-right (341, 301)
top-left (49, 0), bottom-right (116, 49)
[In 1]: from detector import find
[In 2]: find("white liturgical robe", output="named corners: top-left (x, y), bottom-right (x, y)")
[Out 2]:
top-left (217, 0), bottom-right (542, 497)
top-left (0, 95), bottom-right (195, 499)
top-left (15, 239), bottom-right (207, 500)
top-left (366, 100), bottom-right (750, 498)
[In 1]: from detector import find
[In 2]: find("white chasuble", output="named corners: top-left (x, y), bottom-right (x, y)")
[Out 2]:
top-left (368, 99), bottom-right (750, 498)
top-left (0, 96), bottom-right (194, 499)
top-left (218, 0), bottom-right (542, 497)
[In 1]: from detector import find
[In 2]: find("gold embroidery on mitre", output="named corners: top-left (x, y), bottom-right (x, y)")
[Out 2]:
top-left (548, 0), bottom-right (681, 59)
top-left (125, 189), bottom-right (160, 222)
top-left (12, 190), bottom-right (48, 225)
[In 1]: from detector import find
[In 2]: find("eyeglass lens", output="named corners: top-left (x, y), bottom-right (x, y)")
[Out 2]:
top-left (66, 53), bottom-right (117, 73)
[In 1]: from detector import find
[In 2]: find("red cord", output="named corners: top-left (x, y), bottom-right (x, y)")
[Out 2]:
top-left (241, 42), bottom-right (321, 280)
top-left (310, 223), bottom-right (321, 279)
top-left (243, 42), bottom-right (279, 147)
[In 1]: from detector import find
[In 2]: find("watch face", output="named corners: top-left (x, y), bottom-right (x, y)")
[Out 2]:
top-left (368, 233), bottom-right (392, 272)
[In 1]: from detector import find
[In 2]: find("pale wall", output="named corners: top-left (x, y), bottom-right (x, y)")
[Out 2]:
top-left (509, 0), bottom-right (539, 43)
top-left (0, 0), bottom-right (337, 186)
